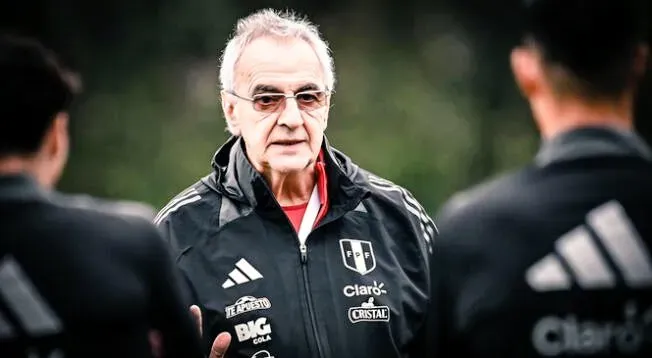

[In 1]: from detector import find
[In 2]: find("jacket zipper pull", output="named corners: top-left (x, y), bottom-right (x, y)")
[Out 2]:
top-left (299, 243), bottom-right (308, 264)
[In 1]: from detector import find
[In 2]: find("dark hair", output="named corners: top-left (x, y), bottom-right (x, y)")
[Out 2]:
top-left (523, 0), bottom-right (648, 99)
top-left (0, 35), bottom-right (81, 156)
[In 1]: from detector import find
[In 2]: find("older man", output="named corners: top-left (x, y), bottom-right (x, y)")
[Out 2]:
top-left (155, 8), bottom-right (437, 358)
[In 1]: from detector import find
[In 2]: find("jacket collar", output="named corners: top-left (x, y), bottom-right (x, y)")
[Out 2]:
top-left (0, 173), bottom-right (48, 201)
top-left (535, 126), bottom-right (652, 167)
top-left (207, 136), bottom-right (370, 215)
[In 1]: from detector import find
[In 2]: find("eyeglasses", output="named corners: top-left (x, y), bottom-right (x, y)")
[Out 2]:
top-left (226, 89), bottom-right (331, 113)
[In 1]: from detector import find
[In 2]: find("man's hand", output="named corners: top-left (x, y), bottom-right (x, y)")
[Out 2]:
top-left (190, 305), bottom-right (232, 358)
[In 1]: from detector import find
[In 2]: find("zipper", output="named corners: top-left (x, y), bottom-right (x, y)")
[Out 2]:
top-left (299, 242), bottom-right (325, 358)
top-left (257, 178), bottom-right (332, 358)
top-left (300, 243), bottom-right (308, 264)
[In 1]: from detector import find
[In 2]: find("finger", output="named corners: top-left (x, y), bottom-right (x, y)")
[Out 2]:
top-left (210, 332), bottom-right (232, 358)
top-left (148, 330), bottom-right (163, 358)
top-left (189, 305), bottom-right (203, 337)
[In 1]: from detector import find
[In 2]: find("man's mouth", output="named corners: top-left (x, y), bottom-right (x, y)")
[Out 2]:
top-left (273, 140), bottom-right (304, 146)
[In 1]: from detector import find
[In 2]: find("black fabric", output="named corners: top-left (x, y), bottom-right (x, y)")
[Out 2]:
top-left (0, 174), bottom-right (203, 358)
top-left (535, 125), bottom-right (652, 165)
top-left (426, 127), bottom-right (652, 357)
top-left (156, 136), bottom-right (436, 358)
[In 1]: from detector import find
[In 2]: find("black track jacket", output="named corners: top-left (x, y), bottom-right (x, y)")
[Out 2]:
top-left (155, 136), bottom-right (437, 358)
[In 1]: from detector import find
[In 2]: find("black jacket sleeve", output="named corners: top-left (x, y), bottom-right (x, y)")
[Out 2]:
top-left (406, 248), bottom-right (435, 357)
top-left (424, 236), bottom-right (457, 358)
top-left (156, 218), bottom-right (201, 307)
top-left (423, 197), bottom-right (473, 358)
top-left (403, 200), bottom-right (438, 357)
top-left (145, 224), bottom-right (204, 358)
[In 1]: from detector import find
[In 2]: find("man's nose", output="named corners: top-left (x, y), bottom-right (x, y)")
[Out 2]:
top-left (276, 97), bottom-right (303, 128)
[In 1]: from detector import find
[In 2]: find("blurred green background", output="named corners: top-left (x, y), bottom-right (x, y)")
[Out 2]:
top-left (3, 1), bottom-right (651, 214)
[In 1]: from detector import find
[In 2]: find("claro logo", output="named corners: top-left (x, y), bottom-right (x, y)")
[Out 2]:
top-left (342, 281), bottom-right (387, 298)
top-left (532, 302), bottom-right (652, 356)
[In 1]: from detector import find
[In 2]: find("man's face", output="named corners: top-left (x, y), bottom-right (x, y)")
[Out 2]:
top-left (221, 36), bottom-right (330, 174)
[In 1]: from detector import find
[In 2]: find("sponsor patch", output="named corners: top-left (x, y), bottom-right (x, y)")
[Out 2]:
top-left (531, 301), bottom-right (652, 356)
top-left (342, 281), bottom-right (388, 297)
top-left (347, 297), bottom-right (390, 323)
top-left (225, 296), bottom-right (272, 319)
top-left (234, 317), bottom-right (272, 345)
top-left (251, 350), bottom-right (275, 358)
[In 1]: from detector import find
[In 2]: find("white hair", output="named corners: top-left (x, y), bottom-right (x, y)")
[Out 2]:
top-left (218, 9), bottom-right (336, 93)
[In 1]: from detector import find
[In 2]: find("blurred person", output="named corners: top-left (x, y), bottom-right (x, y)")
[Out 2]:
top-left (0, 35), bottom-right (203, 358)
top-left (155, 8), bottom-right (437, 358)
top-left (67, 193), bottom-right (158, 220)
top-left (425, 0), bottom-right (652, 357)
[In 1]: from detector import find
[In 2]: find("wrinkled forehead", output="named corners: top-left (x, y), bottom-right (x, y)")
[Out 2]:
top-left (234, 36), bottom-right (326, 95)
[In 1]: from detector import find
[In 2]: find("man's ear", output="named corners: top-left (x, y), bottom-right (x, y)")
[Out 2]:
top-left (510, 46), bottom-right (544, 99)
top-left (322, 95), bottom-right (331, 130)
top-left (220, 90), bottom-right (240, 136)
top-left (42, 112), bottom-right (69, 159)
top-left (35, 112), bottom-right (70, 188)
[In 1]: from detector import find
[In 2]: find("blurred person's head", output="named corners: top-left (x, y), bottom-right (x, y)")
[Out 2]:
top-left (0, 35), bottom-right (81, 188)
top-left (218, 9), bottom-right (334, 177)
top-left (510, 0), bottom-right (648, 138)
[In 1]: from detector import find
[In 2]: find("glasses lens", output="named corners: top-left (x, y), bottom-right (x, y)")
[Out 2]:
top-left (253, 94), bottom-right (284, 112)
top-left (296, 91), bottom-right (326, 111)
top-left (251, 91), bottom-right (327, 112)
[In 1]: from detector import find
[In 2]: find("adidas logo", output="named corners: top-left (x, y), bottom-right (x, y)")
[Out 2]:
top-left (0, 255), bottom-right (63, 341)
top-left (222, 258), bottom-right (263, 289)
top-left (526, 200), bottom-right (652, 292)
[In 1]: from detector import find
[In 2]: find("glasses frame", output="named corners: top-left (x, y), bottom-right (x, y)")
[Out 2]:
top-left (225, 89), bottom-right (333, 113)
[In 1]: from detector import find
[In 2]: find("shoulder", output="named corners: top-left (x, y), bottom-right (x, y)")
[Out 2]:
top-left (56, 193), bottom-right (157, 221)
top-left (153, 176), bottom-right (221, 227)
top-left (441, 167), bottom-right (536, 219)
top-left (358, 169), bottom-right (437, 251)
top-left (435, 167), bottom-right (536, 246)
top-left (357, 169), bottom-right (424, 212)
top-left (328, 146), bottom-right (428, 213)
top-left (47, 192), bottom-right (163, 251)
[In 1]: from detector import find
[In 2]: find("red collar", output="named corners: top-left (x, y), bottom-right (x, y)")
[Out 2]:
top-left (314, 150), bottom-right (329, 226)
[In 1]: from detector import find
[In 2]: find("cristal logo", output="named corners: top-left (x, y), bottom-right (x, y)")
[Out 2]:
top-left (347, 297), bottom-right (390, 323)
top-left (343, 281), bottom-right (388, 297)
top-left (532, 302), bottom-right (652, 356)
